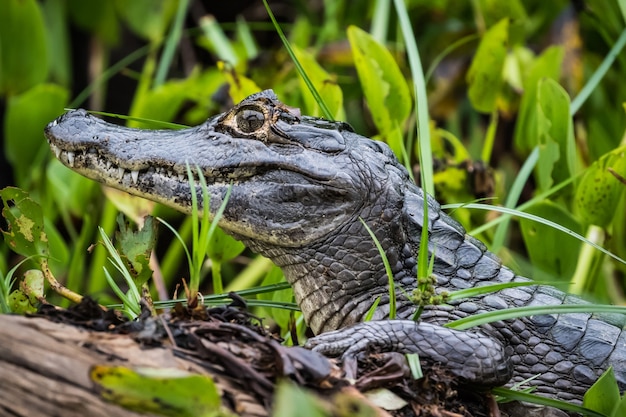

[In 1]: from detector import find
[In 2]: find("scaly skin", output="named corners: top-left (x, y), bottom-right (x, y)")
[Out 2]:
top-left (45, 90), bottom-right (626, 403)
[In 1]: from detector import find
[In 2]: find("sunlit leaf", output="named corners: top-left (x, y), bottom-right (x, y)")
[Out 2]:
top-left (513, 46), bottom-right (564, 153)
top-left (576, 147), bottom-right (626, 227)
top-left (292, 46), bottom-right (343, 119)
top-left (583, 367), bottom-right (621, 416)
top-left (536, 78), bottom-right (575, 190)
top-left (467, 18), bottom-right (508, 113)
top-left (91, 365), bottom-right (229, 417)
top-left (273, 381), bottom-right (329, 417)
top-left (218, 62), bottom-right (261, 103)
top-left (206, 227), bottom-right (245, 263)
top-left (347, 25), bottom-right (411, 138)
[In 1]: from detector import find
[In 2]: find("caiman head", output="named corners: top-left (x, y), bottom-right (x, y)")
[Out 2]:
top-left (45, 90), bottom-right (432, 333)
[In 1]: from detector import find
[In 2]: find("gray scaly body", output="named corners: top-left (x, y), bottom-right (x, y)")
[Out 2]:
top-left (45, 90), bottom-right (626, 404)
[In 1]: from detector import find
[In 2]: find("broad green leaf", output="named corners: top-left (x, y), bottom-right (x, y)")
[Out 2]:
top-left (347, 25), bottom-right (411, 140)
top-left (0, 0), bottom-right (48, 95)
top-left (0, 187), bottom-right (49, 259)
top-left (536, 78), bottom-right (575, 190)
top-left (513, 46), bottom-right (564, 153)
top-left (583, 367), bottom-right (621, 416)
top-left (41, 0), bottom-right (71, 87)
top-left (115, 0), bottom-right (177, 42)
top-left (4, 84), bottom-right (69, 187)
top-left (206, 227), bottom-right (245, 263)
top-left (576, 147), bottom-right (626, 227)
top-left (128, 78), bottom-right (193, 128)
top-left (273, 381), bottom-right (330, 417)
top-left (115, 215), bottom-right (157, 287)
top-left (466, 18), bottom-right (508, 113)
top-left (476, 0), bottom-right (528, 44)
top-left (612, 393), bottom-right (626, 417)
top-left (91, 365), bottom-right (230, 417)
top-left (292, 46), bottom-right (343, 119)
top-left (519, 201), bottom-right (582, 282)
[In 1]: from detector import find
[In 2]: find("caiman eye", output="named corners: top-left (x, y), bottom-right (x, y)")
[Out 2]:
top-left (236, 106), bottom-right (265, 133)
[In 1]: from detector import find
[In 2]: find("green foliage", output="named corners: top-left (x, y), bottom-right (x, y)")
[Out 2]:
top-left (0, 187), bottom-right (49, 259)
top-left (576, 147), bottom-right (626, 228)
top-left (115, 215), bottom-right (157, 288)
top-left (272, 381), bottom-right (330, 417)
top-left (467, 18), bottom-right (509, 113)
top-left (4, 84), bottom-right (68, 188)
top-left (347, 25), bottom-right (411, 158)
top-left (1, 2), bottom-right (626, 412)
top-left (0, 0), bottom-right (48, 95)
top-left (91, 365), bottom-right (233, 417)
top-left (584, 367), bottom-right (626, 417)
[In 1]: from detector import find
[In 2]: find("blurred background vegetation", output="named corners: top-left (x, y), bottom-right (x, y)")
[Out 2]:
top-left (0, 0), bottom-right (625, 324)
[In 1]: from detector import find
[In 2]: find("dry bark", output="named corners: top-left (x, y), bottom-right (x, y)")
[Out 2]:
top-left (0, 314), bottom-right (264, 417)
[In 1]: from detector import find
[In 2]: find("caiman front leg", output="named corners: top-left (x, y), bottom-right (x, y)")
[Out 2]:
top-left (305, 320), bottom-right (513, 387)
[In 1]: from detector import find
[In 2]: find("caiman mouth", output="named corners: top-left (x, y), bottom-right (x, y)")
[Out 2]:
top-left (44, 103), bottom-right (352, 214)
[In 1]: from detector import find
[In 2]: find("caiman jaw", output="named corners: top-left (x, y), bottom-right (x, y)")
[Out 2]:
top-left (44, 109), bottom-right (236, 213)
top-left (44, 91), bottom-right (360, 246)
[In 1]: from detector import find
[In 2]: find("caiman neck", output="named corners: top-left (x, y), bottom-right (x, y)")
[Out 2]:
top-left (243, 202), bottom-right (419, 335)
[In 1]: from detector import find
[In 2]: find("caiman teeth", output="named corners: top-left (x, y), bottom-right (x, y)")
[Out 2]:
top-left (52, 145), bottom-right (61, 159)
top-left (48, 146), bottom-right (232, 186)
top-left (66, 151), bottom-right (75, 167)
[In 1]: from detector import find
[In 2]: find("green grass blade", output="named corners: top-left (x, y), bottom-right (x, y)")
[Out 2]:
top-left (492, 387), bottom-right (606, 417)
top-left (83, 111), bottom-right (189, 129)
top-left (370, 0), bottom-right (390, 43)
top-left (261, 0), bottom-right (333, 120)
top-left (393, 0), bottom-right (433, 196)
top-left (154, 0), bottom-right (190, 87)
top-left (156, 217), bottom-right (193, 279)
top-left (448, 303), bottom-right (626, 330)
top-left (69, 44), bottom-right (153, 109)
top-left (199, 15), bottom-right (239, 65)
top-left (360, 217), bottom-right (396, 318)
top-left (424, 34), bottom-right (479, 84)
top-left (465, 174), bottom-right (579, 236)
top-left (571, 27), bottom-right (626, 115)
top-left (446, 280), bottom-right (545, 302)
top-left (446, 203), bottom-right (626, 266)
top-left (491, 146), bottom-right (539, 252)
top-left (364, 296), bottom-right (382, 321)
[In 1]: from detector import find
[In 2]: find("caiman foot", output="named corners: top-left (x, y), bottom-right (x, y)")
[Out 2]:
top-left (305, 320), bottom-right (513, 387)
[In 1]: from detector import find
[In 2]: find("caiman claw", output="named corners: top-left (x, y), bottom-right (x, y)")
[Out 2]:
top-left (305, 320), bottom-right (514, 387)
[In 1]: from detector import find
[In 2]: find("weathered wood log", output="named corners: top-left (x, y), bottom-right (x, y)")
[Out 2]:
top-left (0, 314), bottom-right (265, 417)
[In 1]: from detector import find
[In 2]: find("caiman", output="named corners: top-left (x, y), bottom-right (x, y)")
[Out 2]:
top-left (45, 90), bottom-right (626, 407)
